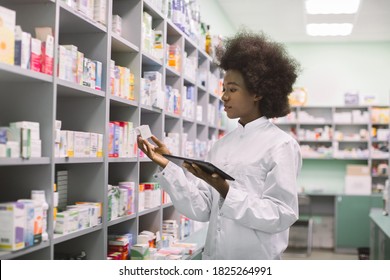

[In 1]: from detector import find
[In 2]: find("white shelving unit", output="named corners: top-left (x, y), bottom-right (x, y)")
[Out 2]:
top-left (0, 0), bottom-right (226, 260)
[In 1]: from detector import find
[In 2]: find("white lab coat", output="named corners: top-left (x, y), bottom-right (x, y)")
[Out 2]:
top-left (154, 117), bottom-right (302, 259)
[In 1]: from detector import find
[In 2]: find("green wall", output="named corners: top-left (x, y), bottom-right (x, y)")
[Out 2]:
top-left (286, 42), bottom-right (390, 106)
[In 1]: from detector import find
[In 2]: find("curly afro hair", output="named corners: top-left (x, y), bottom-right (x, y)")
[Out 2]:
top-left (216, 30), bottom-right (300, 118)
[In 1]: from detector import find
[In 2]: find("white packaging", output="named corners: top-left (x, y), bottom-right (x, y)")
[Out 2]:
top-left (135, 125), bottom-right (152, 139)
top-left (0, 144), bottom-right (6, 157)
top-left (54, 211), bottom-right (70, 234)
top-left (0, 202), bottom-right (25, 251)
top-left (75, 202), bottom-right (101, 225)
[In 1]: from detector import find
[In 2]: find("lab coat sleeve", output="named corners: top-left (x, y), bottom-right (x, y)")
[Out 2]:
top-left (220, 139), bottom-right (301, 233)
top-left (154, 161), bottom-right (213, 222)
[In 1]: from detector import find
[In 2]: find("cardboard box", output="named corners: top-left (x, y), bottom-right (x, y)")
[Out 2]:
top-left (346, 164), bottom-right (370, 176)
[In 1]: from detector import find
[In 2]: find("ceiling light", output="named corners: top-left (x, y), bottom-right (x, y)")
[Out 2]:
top-left (306, 23), bottom-right (354, 36)
top-left (305, 0), bottom-right (360, 14)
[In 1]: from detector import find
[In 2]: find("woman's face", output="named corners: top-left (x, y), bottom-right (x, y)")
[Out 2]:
top-left (221, 70), bottom-right (262, 125)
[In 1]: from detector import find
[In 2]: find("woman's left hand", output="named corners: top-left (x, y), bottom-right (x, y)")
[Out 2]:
top-left (183, 162), bottom-right (230, 198)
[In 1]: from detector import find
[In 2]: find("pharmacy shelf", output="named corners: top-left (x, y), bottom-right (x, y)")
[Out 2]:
top-left (54, 158), bottom-right (104, 164)
top-left (108, 214), bottom-right (137, 227)
top-left (0, 0), bottom-right (225, 260)
top-left (111, 33), bottom-right (139, 53)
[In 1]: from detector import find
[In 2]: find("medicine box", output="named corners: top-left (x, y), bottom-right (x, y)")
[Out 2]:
top-left (0, 202), bottom-right (25, 251)
top-left (0, 6), bottom-right (16, 65)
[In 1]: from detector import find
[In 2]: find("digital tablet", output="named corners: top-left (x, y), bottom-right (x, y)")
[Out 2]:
top-left (162, 154), bottom-right (235, 181)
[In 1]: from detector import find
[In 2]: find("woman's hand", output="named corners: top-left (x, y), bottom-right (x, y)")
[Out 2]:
top-left (183, 162), bottom-right (230, 198)
top-left (137, 135), bottom-right (171, 168)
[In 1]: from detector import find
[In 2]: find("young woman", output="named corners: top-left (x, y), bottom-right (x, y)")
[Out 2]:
top-left (137, 30), bottom-right (302, 260)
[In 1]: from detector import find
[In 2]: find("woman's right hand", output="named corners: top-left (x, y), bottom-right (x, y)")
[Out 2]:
top-left (137, 135), bottom-right (171, 168)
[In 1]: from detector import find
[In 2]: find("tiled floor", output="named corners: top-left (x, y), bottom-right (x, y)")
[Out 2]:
top-left (282, 248), bottom-right (359, 260)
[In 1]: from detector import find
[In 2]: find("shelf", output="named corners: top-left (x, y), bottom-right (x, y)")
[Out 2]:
top-left (0, 157), bottom-right (50, 166)
top-left (53, 224), bottom-right (103, 244)
top-left (166, 66), bottom-right (181, 77)
top-left (0, 0), bottom-right (227, 260)
top-left (0, 63), bottom-right (53, 83)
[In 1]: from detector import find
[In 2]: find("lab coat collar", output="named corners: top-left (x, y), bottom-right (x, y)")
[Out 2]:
top-left (237, 116), bottom-right (269, 135)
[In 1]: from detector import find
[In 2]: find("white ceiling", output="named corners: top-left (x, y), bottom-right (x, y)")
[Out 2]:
top-left (216, 0), bottom-right (390, 43)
